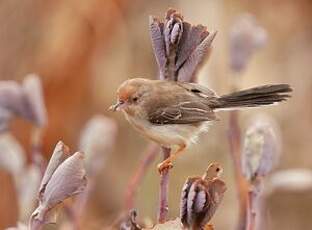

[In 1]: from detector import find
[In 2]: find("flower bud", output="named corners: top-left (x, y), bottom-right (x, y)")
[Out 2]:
top-left (241, 115), bottom-right (281, 182)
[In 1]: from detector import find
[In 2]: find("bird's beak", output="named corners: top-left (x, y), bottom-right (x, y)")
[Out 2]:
top-left (109, 100), bottom-right (125, 111)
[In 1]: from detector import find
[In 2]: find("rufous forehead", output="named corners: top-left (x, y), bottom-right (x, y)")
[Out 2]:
top-left (117, 81), bottom-right (137, 101)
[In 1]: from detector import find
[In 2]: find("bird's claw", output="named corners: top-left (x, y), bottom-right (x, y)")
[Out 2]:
top-left (157, 161), bottom-right (173, 174)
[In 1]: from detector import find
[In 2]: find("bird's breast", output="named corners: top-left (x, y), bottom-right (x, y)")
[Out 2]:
top-left (123, 112), bottom-right (209, 147)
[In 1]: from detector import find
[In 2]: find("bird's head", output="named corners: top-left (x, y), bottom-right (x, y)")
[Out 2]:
top-left (109, 78), bottom-right (151, 115)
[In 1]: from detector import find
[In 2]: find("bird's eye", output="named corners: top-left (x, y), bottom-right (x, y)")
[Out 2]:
top-left (132, 96), bottom-right (139, 102)
top-left (216, 167), bottom-right (220, 172)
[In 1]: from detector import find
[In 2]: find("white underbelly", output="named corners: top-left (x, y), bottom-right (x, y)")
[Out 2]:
top-left (125, 113), bottom-right (211, 147)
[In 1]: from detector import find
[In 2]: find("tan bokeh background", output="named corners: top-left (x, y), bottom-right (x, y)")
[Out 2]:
top-left (1, 0), bottom-right (312, 229)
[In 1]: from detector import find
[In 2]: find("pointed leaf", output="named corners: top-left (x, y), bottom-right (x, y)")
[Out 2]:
top-left (178, 31), bottom-right (217, 82)
top-left (176, 24), bottom-right (209, 70)
top-left (38, 141), bottom-right (70, 199)
top-left (40, 151), bottom-right (87, 210)
top-left (149, 16), bottom-right (166, 78)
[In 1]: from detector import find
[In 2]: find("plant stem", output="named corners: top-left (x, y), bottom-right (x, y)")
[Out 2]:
top-left (158, 147), bottom-right (171, 223)
top-left (247, 180), bottom-right (262, 230)
top-left (124, 143), bottom-right (159, 210)
top-left (228, 111), bottom-right (249, 230)
top-left (247, 188), bottom-right (257, 230)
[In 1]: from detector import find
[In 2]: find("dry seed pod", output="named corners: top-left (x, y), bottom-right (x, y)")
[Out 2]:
top-left (0, 74), bottom-right (47, 131)
top-left (180, 163), bottom-right (226, 230)
top-left (29, 142), bottom-right (87, 229)
top-left (38, 141), bottom-right (70, 198)
top-left (149, 8), bottom-right (216, 82)
top-left (229, 14), bottom-right (267, 72)
top-left (241, 115), bottom-right (281, 183)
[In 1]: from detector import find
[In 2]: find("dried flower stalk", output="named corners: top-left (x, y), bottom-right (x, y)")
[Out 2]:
top-left (149, 8), bottom-right (216, 223)
top-left (241, 115), bottom-right (281, 230)
top-left (158, 147), bottom-right (170, 223)
top-left (0, 74), bottom-right (47, 131)
top-left (125, 143), bottom-right (159, 210)
top-left (228, 13), bottom-right (268, 230)
top-left (149, 8), bottom-right (216, 82)
top-left (67, 115), bottom-right (117, 228)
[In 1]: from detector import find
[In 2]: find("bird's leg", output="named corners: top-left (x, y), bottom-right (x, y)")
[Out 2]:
top-left (157, 144), bottom-right (186, 173)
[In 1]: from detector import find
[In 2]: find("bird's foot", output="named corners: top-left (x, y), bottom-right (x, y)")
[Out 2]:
top-left (157, 161), bottom-right (173, 174)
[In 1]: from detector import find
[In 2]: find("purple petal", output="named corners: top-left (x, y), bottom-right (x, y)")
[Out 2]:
top-left (178, 31), bottom-right (217, 82)
top-left (38, 141), bottom-right (70, 200)
top-left (149, 16), bottom-right (166, 79)
top-left (41, 151), bottom-right (87, 210)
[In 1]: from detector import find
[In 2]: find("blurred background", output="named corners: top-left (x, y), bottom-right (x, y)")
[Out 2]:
top-left (1, 0), bottom-right (312, 229)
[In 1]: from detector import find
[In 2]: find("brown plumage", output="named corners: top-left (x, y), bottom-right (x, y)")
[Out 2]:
top-left (110, 78), bottom-right (292, 172)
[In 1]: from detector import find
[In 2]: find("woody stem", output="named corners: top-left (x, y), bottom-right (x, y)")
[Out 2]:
top-left (228, 111), bottom-right (249, 230)
top-left (158, 147), bottom-right (171, 223)
top-left (247, 188), bottom-right (257, 230)
top-left (124, 143), bottom-right (159, 210)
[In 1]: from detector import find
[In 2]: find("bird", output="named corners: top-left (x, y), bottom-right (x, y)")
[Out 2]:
top-left (110, 77), bottom-right (292, 173)
top-left (180, 162), bottom-right (226, 230)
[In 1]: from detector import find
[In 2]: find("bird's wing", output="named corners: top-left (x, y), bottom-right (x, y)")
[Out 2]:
top-left (147, 81), bottom-right (218, 125)
top-left (176, 82), bottom-right (218, 99)
top-left (148, 100), bottom-right (216, 125)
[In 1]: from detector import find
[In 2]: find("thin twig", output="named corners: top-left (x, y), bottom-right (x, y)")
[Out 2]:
top-left (247, 188), bottom-right (257, 230)
top-left (228, 111), bottom-right (249, 230)
top-left (158, 147), bottom-right (170, 223)
top-left (247, 180), bottom-right (262, 230)
top-left (124, 143), bottom-right (159, 210)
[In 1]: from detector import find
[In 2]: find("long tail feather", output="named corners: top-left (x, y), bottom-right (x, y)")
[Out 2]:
top-left (212, 84), bottom-right (292, 110)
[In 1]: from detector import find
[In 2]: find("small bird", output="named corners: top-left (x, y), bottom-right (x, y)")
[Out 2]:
top-left (180, 162), bottom-right (226, 230)
top-left (110, 78), bottom-right (291, 172)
